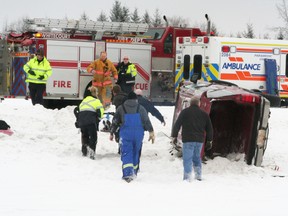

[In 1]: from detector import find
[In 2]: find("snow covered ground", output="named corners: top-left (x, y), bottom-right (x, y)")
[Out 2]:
top-left (1, 98), bottom-right (288, 216)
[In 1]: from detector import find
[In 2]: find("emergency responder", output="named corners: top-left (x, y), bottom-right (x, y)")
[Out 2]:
top-left (109, 91), bottom-right (155, 182)
top-left (171, 96), bottom-right (213, 182)
top-left (116, 55), bottom-right (138, 94)
top-left (23, 48), bottom-right (52, 105)
top-left (87, 51), bottom-right (118, 109)
top-left (74, 86), bottom-right (104, 160)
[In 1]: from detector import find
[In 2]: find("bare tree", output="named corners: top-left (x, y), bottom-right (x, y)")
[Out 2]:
top-left (276, 0), bottom-right (288, 38)
top-left (168, 16), bottom-right (190, 27)
top-left (7, 16), bottom-right (30, 32)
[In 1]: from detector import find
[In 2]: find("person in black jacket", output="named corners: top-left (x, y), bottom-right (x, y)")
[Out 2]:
top-left (116, 56), bottom-right (137, 94)
top-left (135, 89), bottom-right (166, 126)
top-left (112, 84), bottom-right (128, 109)
top-left (171, 96), bottom-right (213, 182)
top-left (74, 86), bottom-right (104, 159)
top-left (111, 85), bottom-right (128, 152)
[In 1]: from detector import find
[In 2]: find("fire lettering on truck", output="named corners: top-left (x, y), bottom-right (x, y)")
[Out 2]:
top-left (222, 63), bottom-right (261, 71)
top-left (53, 80), bottom-right (71, 88)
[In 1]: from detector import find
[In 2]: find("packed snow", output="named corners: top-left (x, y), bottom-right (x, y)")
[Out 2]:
top-left (0, 98), bottom-right (288, 216)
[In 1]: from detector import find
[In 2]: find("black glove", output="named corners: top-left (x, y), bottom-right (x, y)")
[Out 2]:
top-left (28, 70), bottom-right (36, 76)
top-left (205, 141), bottom-right (213, 151)
top-left (38, 75), bottom-right (45, 80)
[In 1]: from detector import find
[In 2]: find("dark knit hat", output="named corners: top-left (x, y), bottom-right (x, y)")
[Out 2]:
top-left (127, 91), bottom-right (137, 99)
top-left (36, 48), bottom-right (44, 57)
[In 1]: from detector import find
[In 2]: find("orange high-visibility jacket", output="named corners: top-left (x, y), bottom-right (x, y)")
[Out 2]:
top-left (87, 59), bottom-right (118, 87)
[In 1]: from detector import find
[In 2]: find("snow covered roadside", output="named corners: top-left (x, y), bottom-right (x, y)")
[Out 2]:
top-left (1, 99), bottom-right (288, 216)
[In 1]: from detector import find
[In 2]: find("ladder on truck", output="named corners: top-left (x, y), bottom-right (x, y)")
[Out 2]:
top-left (24, 18), bottom-right (149, 40)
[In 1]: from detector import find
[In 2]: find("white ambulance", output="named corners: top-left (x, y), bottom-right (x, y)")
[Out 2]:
top-left (175, 36), bottom-right (288, 106)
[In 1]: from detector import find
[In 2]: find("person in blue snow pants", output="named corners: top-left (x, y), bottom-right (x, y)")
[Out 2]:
top-left (110, 91), bottom-right (155, 183)
top-left (120, 111), bottom-right (144, 178)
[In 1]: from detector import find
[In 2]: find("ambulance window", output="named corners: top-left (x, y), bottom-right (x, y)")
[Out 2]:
top-left (286, 55), bottom-right (288, 77)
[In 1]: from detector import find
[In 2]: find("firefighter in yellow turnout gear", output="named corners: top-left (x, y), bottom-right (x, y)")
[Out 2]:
top-left (23, 48), bottom-right (52, 105)
top-left (87, 51), bottom-right (118, 109)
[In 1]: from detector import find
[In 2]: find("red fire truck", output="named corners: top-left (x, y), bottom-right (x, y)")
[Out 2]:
top-left (0, 18), bottom-right (152, 106)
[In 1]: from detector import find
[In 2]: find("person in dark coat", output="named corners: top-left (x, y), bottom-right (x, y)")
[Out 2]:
top-left (135, 89), bottom-right (166, 126)
top-left (116, 56), bottom-right (138, 94)
top-left (111, 84), bottom-right (128, 152)
top-left (74, 86), bottom-right (104, 160)
top-left (112, 84), bottom-right (128, 109)
top-left (110, 91), bottom-right (155, 182)
top-left (171, 96), bottom-right (213, 182)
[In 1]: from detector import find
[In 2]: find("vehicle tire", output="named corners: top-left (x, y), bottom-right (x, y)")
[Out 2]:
top-left (209, 80), bottom-right (238, 87)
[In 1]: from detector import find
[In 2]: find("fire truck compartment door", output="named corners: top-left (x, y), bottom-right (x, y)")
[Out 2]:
top-left (46, 40), bottom-right (94, 97)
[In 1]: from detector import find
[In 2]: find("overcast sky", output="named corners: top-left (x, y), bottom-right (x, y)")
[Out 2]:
top-left (0, 0), bottom-right (283, 38)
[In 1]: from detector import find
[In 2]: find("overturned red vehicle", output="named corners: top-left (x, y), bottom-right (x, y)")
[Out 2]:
top-left (172, 79), bottom-right (270, 167)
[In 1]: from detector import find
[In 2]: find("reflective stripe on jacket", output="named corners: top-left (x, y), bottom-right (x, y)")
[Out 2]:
top-left (117, 62), bottom-right (137, 85)
top-left (23, 57), bottom-right (52, 84)
top-left (78, 96), bottom-right (104, 127)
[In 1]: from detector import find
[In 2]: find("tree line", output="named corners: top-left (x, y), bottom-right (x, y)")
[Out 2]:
top-left (3, 0), bottom-right (288, 39)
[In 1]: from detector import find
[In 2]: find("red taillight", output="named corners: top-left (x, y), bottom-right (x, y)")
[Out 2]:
top-left (222, 46), bottom-right (230, 53)
top-left (241, 94), bottom-right (260, 103)
top-left (203, 37), bottom-right (209, 43)
top-left (178, 37), bottom-right (184, 44)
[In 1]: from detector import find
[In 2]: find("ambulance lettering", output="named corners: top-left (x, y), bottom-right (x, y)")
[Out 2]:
top-left (222, 63), bottom-right (261, 71)
top-left (53, 80), bottom-right (72, 88)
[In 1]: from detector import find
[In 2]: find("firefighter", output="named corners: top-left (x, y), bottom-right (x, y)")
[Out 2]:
top-left (75, 86), bottom-right (104, 160)
top-left (23, 48), bottom-right (52, 105)
top-left (87, 51), bottom-right (118, 109)
top-left (116, 56), bottom-right (138, 94)
top-left (109, 91), bottom-right (155, 182)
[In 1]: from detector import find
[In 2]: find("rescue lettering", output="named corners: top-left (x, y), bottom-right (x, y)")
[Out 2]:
top-left (135, 83), bottom-right (148, 90)
top-left (53, 80), bottom-right (71, 88)
top-left (222, 63), bottom-right (261, 70)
